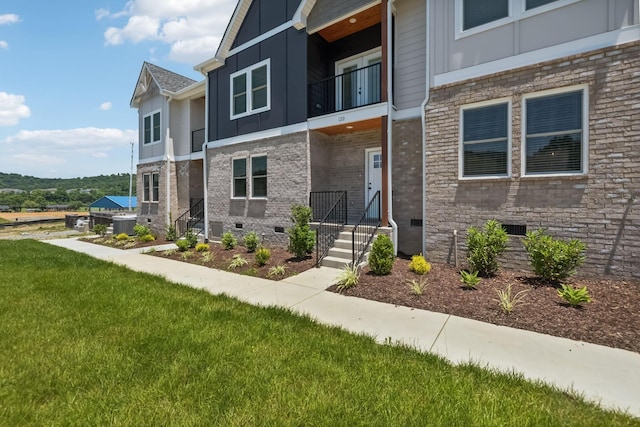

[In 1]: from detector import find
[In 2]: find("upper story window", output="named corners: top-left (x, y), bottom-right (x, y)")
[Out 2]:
top-left (525, 0), bottom-right (559, 10)
top-left (143, 110), bottom-right (161, 145)
top-left (230, 59), bottom-right (271, 120)
top-left (522, 86), bottom-right (588, 176)
top-left (460, 99), bottom-right (511, 179)
top-left (463, 0), bottom-right (509, 31)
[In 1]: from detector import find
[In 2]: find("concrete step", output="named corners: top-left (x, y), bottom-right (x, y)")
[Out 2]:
top-left (321, 255), bottom-right (351, 270)
top-left (326, 246), bottom-right (352, 261)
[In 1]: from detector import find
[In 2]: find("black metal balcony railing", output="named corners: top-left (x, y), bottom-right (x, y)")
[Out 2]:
top-left (308, 62), bottom-right (381, 118)
top-left (191, 128), bottom-right (205, 153)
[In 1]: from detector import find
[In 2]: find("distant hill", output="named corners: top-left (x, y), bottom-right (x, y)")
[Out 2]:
top-left (0, 172), bottom-right (135, 194)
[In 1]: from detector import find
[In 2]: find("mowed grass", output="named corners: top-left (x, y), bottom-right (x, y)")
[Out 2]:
top-left (0, 241), bottom-right (637, 426)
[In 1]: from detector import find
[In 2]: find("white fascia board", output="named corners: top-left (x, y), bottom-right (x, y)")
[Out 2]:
top-left (228, 21), bottom-right (294, 56)
top-left (434, 24), bottom-right (640, 87)
top-left (206, 122), bottom-right (308, 149)
top-left (172, 80), bottom-right (206, 100)
top-left (293, 0), bottom-right (316, 30)
top-left (138, 155), bottom-right (167, 165)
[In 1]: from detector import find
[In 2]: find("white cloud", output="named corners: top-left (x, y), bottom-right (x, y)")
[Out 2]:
top-left (101, 0), bottom-right (236, 64)
top-left (0, 92), bottom-right (31, 126)
top-left (0, 128), bottom-right (138, 178)
top-left (0, 40), bottom-right (7, 49)
top-left (100, 101), bottom-right (112, 110)
top-left (0, 14), bottom-right (20, 25)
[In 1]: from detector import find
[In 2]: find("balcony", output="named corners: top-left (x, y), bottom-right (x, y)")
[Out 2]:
top-left (191, 128), bottom-right (205, 153)
top-left (308, 62), bottom-right (381, 118)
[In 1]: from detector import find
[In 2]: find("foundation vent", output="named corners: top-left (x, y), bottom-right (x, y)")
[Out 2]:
top-left (502, 224), bottom-right (527, 236)
top-left (410, 219), bottom-right (423, 227)
top-left (274, 226), bottom-right (285, 233)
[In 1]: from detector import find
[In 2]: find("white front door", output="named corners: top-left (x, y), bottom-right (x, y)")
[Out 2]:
top-left (366, 149), bottom-right (383, 206)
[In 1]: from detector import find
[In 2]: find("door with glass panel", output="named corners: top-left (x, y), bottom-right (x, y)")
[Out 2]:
top-left (336, 50), bottom-right (382, 111)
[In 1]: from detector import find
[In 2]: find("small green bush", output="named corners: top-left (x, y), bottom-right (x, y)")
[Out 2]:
top-left (494, 283), bottom-right (528, 314)
top-left (228, 254), bottom-right (248, 270)
top-left (267, 265), bottom-right (287, 278)
top-left (523, 228), bottom-right (586, 282)
top-left (466, 219), bottom-right (508, 277)
top-left (408, 254), bottom-right (431, 275)
top-left (93, 224), bottom-right (107, 237)
top-left (336, 264), bottom-right (360, 292)
top-left (133, 224), bottom-right (152, 238)
top-left (176, 239), bottom-right (190, 252)
top-left (221, 232), bottom-right (237, 250)
top-left (255, 247), bottom-right (271, 266)
top-left (165, 223), bottom-right (176, 241)
top-left (243, 231), bottom-right (260, 252)
top-left (115, 233), bottom-right (129, 241)
top-left (185, 229), bottom-right (198, 248)
top-left (201, 251), bottom-right (214, 264)
top-left (460, 270), bottom-right (481, 289)
top-left (138, 234), bottom-right (155, 243)
top-left (195, 243), bottom-right (210, 252)
top-left (368, 234), bottom-right (395, 275)
top-left (557, 284), bottom-right (592, 307)
top-left (287, 204), bottom-right (315, 258)
top-left (407, 277), bottom-right (429, 296)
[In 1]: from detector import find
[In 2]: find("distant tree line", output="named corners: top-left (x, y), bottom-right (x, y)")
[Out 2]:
top-left (0, 173), bottom-right (135, 211)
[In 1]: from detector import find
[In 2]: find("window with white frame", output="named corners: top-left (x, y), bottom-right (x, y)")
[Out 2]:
top-left (525, 0), bottom-right (559, 10)
top-left (462, 0), bottom-right (509, 31)
top-left (230, 59), bottom-right (270, 120)
top-left (460, 100), bottom-right (510, 178)
top-left (142, 172), bottom-right (159, 202)
top-left (152, 173), bottom-right (159, 202)
top-left (523, 87), bottom-right (587, 176)
top-left (251, 155), bottom-right (267, 198)
top-left (232, 158), bottom-right (247, 198)
top-left (143, 174), bottom-right (150, 202)
top-left (143, 110), bottom-right (161, 145)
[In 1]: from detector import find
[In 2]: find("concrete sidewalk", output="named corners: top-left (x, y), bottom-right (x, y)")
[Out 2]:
top-left (47, 238), bottom-right (640, 418)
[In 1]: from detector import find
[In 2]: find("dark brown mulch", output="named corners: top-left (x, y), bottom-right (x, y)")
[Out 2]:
top-left (328, 257), bottom-right (640, 354)
top-left (149, 243), bottom-right (316, 281)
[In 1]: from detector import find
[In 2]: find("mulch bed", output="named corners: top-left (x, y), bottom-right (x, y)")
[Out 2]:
top-left (328, 256), bottom-right (640, 354)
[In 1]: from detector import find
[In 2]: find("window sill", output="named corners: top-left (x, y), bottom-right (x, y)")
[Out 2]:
top-left (458, 176), bottom-right (512, 182)
top-left (520, 173), bottom-right (587, 181)
top-left (230, 106), bottom-right (270, 121)
top-left (249, 197), bottom-right (268, 201)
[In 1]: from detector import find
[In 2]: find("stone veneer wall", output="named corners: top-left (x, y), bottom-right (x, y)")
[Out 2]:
top-left (424, 41), bottom-right (640, 279)
top-left (206, 131), bottom-right (311, 246)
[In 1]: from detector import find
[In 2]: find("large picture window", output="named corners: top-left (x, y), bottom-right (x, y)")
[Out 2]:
top-left (523, 87), bottom-right (587, 176)
top-left (230, 59), bottom-right (270, 120)
top-left (143, 110), bottom-right (161, 145)
top-left (251, 155), bottom-right (267, 198)
top-left (460, 100), bottom-right (510, 178)
top-left (232, 158), bottom-right (247, 198)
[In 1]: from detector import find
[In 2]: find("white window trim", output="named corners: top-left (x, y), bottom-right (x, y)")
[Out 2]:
top-left (142, 109), bottom-right (162, 145)
top-left (142, 173), bottom-right (150, 203)
top-left (151, 172), bottom-right (160, 203)
top-left (250, 154), bottom-right (268, 200)
top-left (520, 84), bottom-right (589, 178)
top-left (459, 98), bottom-right (512, 180)
top-left (231, 156), bottom-right (248, 200)
top-left (455, 0), bottom-right (583, 40)
top-left (229, 58), bottom-right (271, 120)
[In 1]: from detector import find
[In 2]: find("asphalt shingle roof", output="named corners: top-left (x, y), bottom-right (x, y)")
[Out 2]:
top-left (144, 62), bottom-right (197, 93)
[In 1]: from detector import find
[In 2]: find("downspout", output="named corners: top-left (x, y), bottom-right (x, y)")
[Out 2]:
top-left (421, 0), bottom-right (431, 256)
top-left (166, 97), bottom-right (173, 226)
top-left (203, 76), bottom-right (210, 242)
top-left (386, 0), bottom-right (398, 254)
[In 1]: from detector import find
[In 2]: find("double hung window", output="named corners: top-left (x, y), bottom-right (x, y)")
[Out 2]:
top-left (143, 110), bottom-right (161, 144)
top-left (230, 59), bottom-right (270, 119)
top-left (232, 156), bottom-right (267, 198)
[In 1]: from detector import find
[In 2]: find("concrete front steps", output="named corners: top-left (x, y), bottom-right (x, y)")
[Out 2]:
top-left (321, 226), bottom-right (377, 269)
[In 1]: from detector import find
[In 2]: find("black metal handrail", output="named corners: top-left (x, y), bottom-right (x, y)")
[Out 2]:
top-left (191, 128), bottom-right (205, 153)
top-left (352, 191), bottom-right (381, 266)
top-left (309, 191), bottom-right (347, 222)
top-left (314, 191), bottom-right (347, 267)
top-left (175, 198), bottom-right (204, 238)
top-left (308, 62), bottom-right (381, 118)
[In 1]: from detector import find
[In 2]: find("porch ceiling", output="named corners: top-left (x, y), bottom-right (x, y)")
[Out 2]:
top-left (318, 4), bottom-right (381, 43)
top-left (314, 117), bottom-right (381, 135)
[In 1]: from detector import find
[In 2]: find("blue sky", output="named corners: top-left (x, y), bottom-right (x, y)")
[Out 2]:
top-left (0, 0), bottom-right (237, 179)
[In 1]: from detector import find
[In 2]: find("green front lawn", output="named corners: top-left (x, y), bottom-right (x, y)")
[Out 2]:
top-left (0, 240), bottom-right (636, 426)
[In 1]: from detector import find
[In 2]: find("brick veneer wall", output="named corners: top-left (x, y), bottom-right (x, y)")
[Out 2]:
top-left (424, 41), bottom-right (640, 279)
top-left (206, 131), bottom-right (311, 246)
top-left (136, 160), bottom-right (176, 235)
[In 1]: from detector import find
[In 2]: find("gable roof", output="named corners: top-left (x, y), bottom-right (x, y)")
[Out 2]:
top-left (90, 195), bottom-right (137, 210)
top-left (131, 62), bottom-right (198, 107)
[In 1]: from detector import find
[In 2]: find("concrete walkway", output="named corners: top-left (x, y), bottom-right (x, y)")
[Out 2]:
top-left (46, 238), bottom-right (640, 418)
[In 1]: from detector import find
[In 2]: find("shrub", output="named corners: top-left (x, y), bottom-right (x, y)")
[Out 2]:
top-left (267, 265), bottom-right (287, 278)
top-left (133, 224), bottom-right (152, 239)
top-left (165, 223), bottom-right (176, 241)
top-left (407, 277), bottom-right (429, 296)
top-left (221, 231), bottom-right (237, 250)
top-left (163, 248), bottom-right (177, 257)
top-left (93, 224), bottom-right (107, 237)
top-left (368, 234), bottom-right (395, 275)
top-left (201, 251), bottom-right (214, 264)
top-left (138, 234), bottom-right (155, 243)
top-left (243, 231), bottom-right (260, 252)
top-left (185, 229), bottom-right (198, 249)
top-left (466, 219), bottom-right (508, 277)
top-left (460, 270), bottom-right (481, 289)
top-left (176, 239), bottom-right (190, 252)
top-left (557, 284), bottom-right (592, 307)
top-left (180, 251), bottom-right (194, 261)
top-left (255, 247), bottom-right (271, 266)
top-left (494, 283), bottom-right (528, 314)
top-left (336, 264), bottom-right (360, 292)
top-left (228, 254), bottom-right (248, 270)
top-left (287, 204), bottom-right (315, 258)
top-left (195, 243), bottom-right (210, 252)
top-left (523, 228), bottom-right (586, 282)
top-left (408, 254), bottom-right (431, 275)
top-left (115, 233), bottom-right (129, 241)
